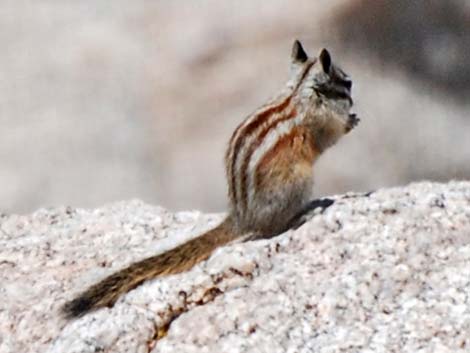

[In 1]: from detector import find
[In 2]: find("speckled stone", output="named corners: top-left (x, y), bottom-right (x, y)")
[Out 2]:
top-left (1, 181), bottom-right (470, 353)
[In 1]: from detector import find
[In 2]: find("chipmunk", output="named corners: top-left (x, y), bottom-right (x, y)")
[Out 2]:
top-left (62, 40), bottom-right (358, 318)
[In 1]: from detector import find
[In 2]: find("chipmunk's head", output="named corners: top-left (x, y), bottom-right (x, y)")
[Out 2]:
top-left (289, 40), bottom-right (354, 117)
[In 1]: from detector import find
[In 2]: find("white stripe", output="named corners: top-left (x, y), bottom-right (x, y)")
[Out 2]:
top-left (230, 94), bottom-right (294, 215)
top-left (245, 113), bottom-right (305, 208)
top-left (233, 108), bottom-right (291, 215)
top-left (228, 90), bottom-right (292, 160)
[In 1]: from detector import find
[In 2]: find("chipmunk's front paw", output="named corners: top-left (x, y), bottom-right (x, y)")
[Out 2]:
top-left (345, 113), bottom-right (360, 133)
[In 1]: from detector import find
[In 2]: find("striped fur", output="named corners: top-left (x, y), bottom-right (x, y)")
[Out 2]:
top-left (63, 41), bottom-right (358, 319)
top-left (225, 43), bottom-right (356, 234)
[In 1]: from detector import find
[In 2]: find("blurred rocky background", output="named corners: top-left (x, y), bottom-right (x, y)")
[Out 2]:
top-left (1, 0), bottom-right (469, 214)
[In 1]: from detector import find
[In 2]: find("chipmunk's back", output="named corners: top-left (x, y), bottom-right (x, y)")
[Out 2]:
top-left (225, 41), bottom-right (357, 236)
top-left (62, 40), bottom-right (358, 318)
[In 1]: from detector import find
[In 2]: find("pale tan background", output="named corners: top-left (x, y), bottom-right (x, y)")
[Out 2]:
top-left (1, 0), bottom-right (469, 214)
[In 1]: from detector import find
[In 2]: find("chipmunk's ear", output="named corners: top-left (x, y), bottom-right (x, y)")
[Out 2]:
top-left (291, 40), bottom-right (308, 64)
top-left (319, 48), bottom-right (331, 74)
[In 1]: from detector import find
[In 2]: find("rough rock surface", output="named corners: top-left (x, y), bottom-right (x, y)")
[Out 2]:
top-left (1, 181), bottom-right (470, 353)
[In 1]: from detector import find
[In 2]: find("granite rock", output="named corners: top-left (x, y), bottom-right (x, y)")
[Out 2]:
top-left (1, 181), bottom-right (470, 353)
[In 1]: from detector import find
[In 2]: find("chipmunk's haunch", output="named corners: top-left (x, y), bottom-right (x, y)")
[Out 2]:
top-left (62, 40), bottom-right (359, 318)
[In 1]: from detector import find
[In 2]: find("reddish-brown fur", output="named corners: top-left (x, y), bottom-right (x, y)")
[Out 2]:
top-left (62, 41), bottom-right (358, 319)
top-left (227, 95), bottom-right (293, 204)
top-left (238, 107), bottom-right (298, 209)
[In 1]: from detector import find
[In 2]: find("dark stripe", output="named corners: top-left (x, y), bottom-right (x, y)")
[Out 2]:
top-left (238, 107), bottom-right (297, 211)
top-left (227, 59), bottom-right (315, 211)
top-left (226, 121), bottom-right (245, 204)
top-left (255, 126), bottom-right (300, 177)
top-left (228, 95), bottom-right (292, 207)
top-left (294, 61), bottom-right (315, 91)
top-left (315, 85), bottom-right (353, 105)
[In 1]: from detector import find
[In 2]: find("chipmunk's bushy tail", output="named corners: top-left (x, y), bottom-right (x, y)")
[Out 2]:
top-left (62, 217), bottom-right (236, 319)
